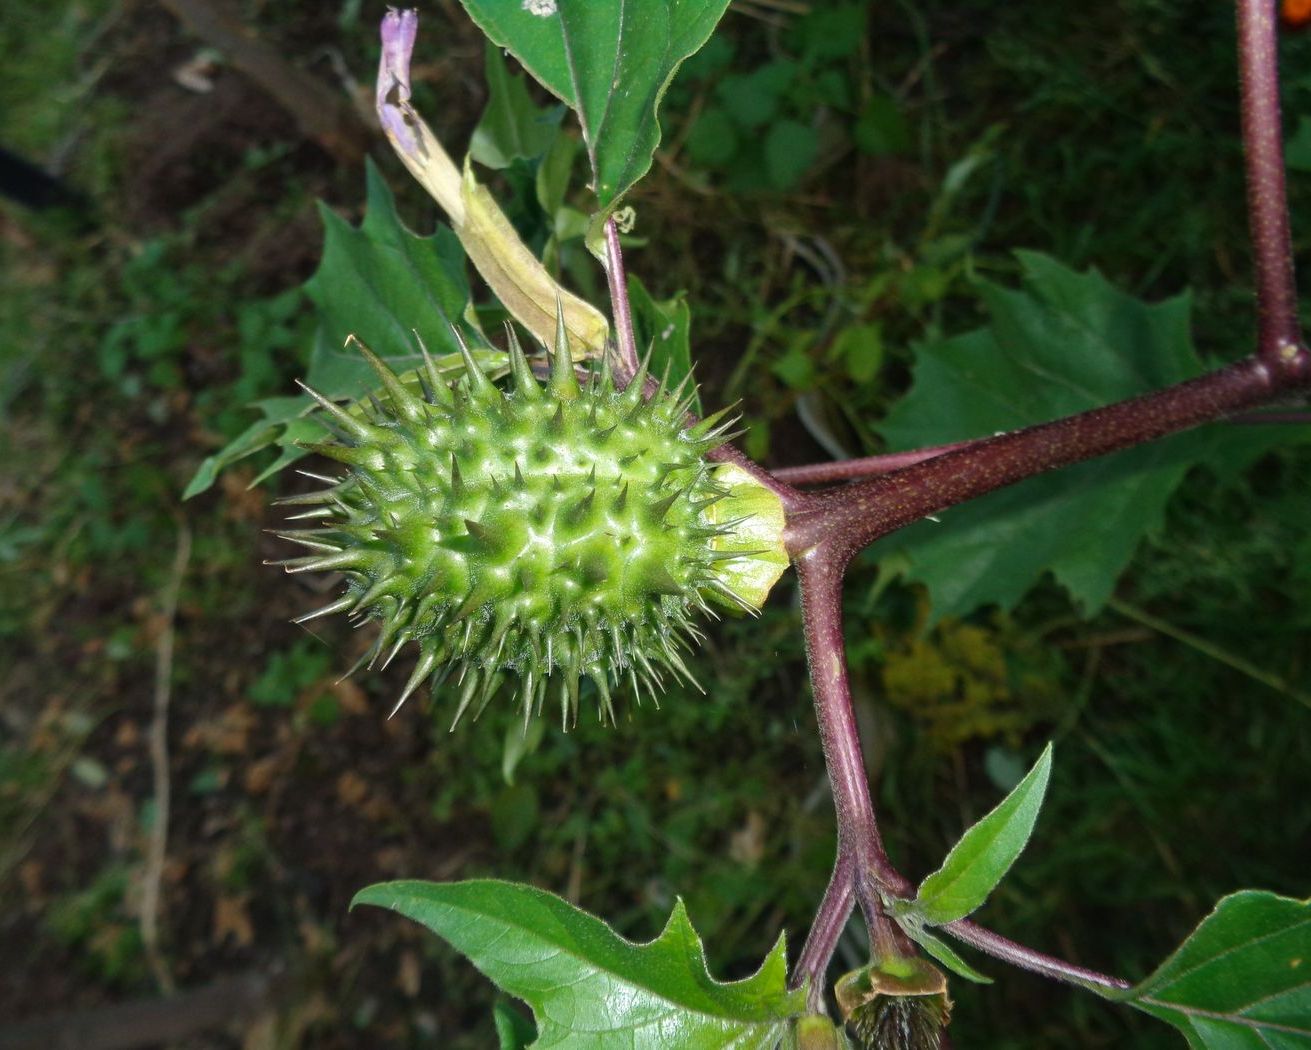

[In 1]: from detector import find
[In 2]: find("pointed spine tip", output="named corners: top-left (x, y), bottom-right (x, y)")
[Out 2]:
top-left (505, 325), bottom-right (543, 401)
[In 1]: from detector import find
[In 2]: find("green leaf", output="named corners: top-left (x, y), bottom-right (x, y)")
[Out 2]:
top-left (494, 999), bottom-right (538, 1049)
top-left (903, 926), bottom-right (992, 985)
top-left (183, 396), bottom-right (319, 499)
top-left (471, 42), bottom-right (564, 170)
top-left (830, 323), bottom-right (884, 384)
top-left (764, 120), bottom-right (819, 190)
top-left (353, 879), bottom-right (804, 1048)
top-left (627, 273), bottom-right (699, 414)
top-left (459, 0), bottom-right (734, 211)
top-left (305, 159), bottom-right (473, 398)
top-left (184, 161), bottom-right (479, 497)
top-left (686, 106), bottom-right (739, 168)
top-left (1286, 116), bottom-right (1311, 173)
top-left (1115, 891), bottom-right (1310, 1048)
top-left (873, 251), bottom-right (1308, 620)
top-left (913, 742), bottom-right (1053, 926)
top-left (718, 61), bottom-right (797, 131)
top-left (853, 94), bottom-right (910, 157)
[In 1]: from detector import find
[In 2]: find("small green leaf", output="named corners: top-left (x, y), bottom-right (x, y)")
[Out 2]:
top-left (718, 61), bottom-right (797, 131)
top-left (353, 879), bottom-right (804, 1048)
top-left (184, 396), bottom-right (318, 499)
top-left (459, 0), bottom-right (734, 212)
top-left (914, 742), bottom-right (1053, 926)
top-left (1114, 891), bottom-right (1310, 1048)
top-left (853, 94), bottom-right (910, 157)
top-left (471, 42), bottom-right (563, 170)
top-left (764, 120), bottom-right (819, 190)
top-left (493, 999), bottom-right (537, 1049)
top-left (902, 926), bottom-right (992, 985)
top-left (830, 323), bottom-right (884, 385)
top-left (627, 273), bottom-right (698, 414)
top-left (686, 106), bottom-right (739, 168)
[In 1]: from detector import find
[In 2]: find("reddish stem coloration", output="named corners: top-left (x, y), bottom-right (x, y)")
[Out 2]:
top-left (786, 355), bottom-right (1309, 563)
top-left (772, 440), bottom-right (977, 486)
top-left (603, 218), bottom-right (641, 383)
top-left (1238, 0), bottom-right (1304, 360)
top-left (778, 0), bottom-right (1311, 1007)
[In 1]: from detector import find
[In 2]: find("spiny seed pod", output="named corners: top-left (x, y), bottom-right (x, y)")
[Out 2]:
top-left (274, 315), bottom-right (787, 729)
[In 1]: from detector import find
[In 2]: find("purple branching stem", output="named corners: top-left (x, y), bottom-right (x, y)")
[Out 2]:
top-left (785, 356), bottom-right (1310, 562)
top-left (946, 919), bottom-right (1131, 994)
top-left (603, 218), bottom-right (641, 384)
top-left (772, 440), bottom-right (979, 486)
top-left (791, 552), bottom-right (915, 1008)
top-left (1238, 0), bottom-right (1306, 361)
top-left (792, 852), bottom-right (855, 1011)
top-left (777, 5), bottom-right (1311, 998)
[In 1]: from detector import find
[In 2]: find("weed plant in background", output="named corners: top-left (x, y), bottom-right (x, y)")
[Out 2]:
top-left (183, 3), bottom-right (1310, 1046)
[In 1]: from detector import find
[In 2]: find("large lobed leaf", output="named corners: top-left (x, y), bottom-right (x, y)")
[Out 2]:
top-left (185, 162), bottom-right (478, 497)
top-left (873, 251), bottom-right (1306, 620)
top-left (459, 0), bottom-right (732, 212)
top-left (353, 879), bottom-right (804, 1048)
top-left (1117, 891), bottom-right (1310, 1048)
top-left (303, 159), bottom-right (472, 398)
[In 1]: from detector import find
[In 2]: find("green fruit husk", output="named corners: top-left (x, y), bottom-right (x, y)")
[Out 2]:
top-left (275, 318), bottom-right (787, 728)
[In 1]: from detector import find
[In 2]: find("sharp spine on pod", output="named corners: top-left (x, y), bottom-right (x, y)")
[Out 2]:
top-left (277, 314), bottom-right (787, 728)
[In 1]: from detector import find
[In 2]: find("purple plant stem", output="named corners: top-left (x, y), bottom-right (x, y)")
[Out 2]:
top-left (946, 919), bottom-right (1130, 994)
top-left (772, 440), bottom-right (978, 486)
top-left (603, 218), bottom-right (641, 382)
top-left (1238, 0), bottom-right (1304, 360)
top-left (782, 5), bottom-right (1311, 998)
top-left (791, 553), bottom-right (918, 1008)
top-left (785, 356), bottom-right (1310, 561)
top-left (792, 851), bottom-right (855, 1011)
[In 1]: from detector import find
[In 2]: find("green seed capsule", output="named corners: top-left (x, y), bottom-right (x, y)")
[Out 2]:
top-left (277, 324), bottom-right (787, 729)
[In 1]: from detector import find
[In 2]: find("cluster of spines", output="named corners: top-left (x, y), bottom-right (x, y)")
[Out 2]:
top-left (272, 317), bottom-right (755, 730)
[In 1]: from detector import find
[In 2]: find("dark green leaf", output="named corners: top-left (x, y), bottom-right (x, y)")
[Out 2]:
top-left (686, 106), bottom-right (739, 168)
top-left (305, 159), bottom-right (472, 397)
top-left (471, 42), bottom-right (564, 170)
top-left (718, 61), bottom-right (797, 131)
top-left (873, 251), bottom-right (1307, 619)
top-left (1115, 891), bottom-right (1310, 1048)
top-left (627, 273), bottom-right (698, 414)
top-left (185, 162), bottom-right (481, 496)
top-left (765, 120), bottom-right (819, 190)
top-left (459, 0), bottom-right (733, 211)
top-left (853, 94), bottom-right (910, 156)
top-left (353, 879), bottom-right (803, 1048)
top-left (493, 999), bottom-right (537, 1049)
top-left (913, 742), bottom-right (1052, 925)
top-left (1286, 116), bottom-right (1311, 173)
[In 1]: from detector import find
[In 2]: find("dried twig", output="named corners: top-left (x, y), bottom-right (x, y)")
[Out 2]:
top-left (140, 518), bottom-right (192, 995)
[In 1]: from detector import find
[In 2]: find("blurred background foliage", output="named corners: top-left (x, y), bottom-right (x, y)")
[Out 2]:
top-left (1, 1), bottom-right (1308, 1047)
